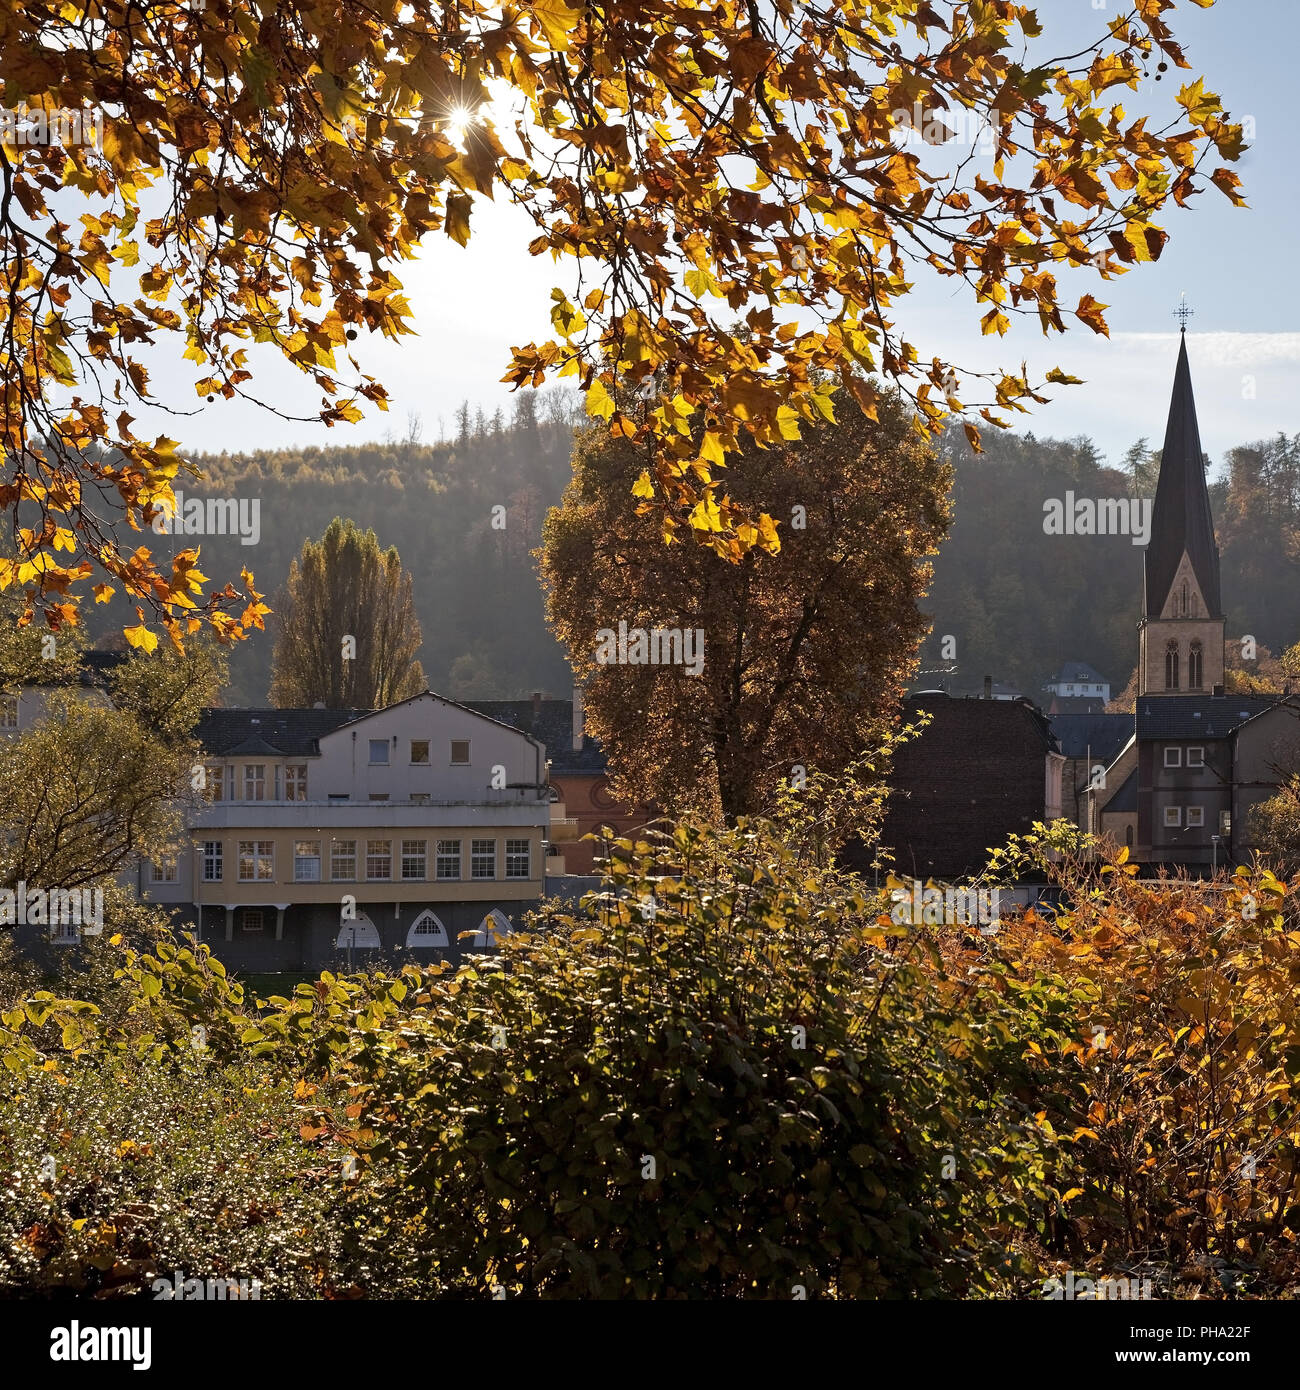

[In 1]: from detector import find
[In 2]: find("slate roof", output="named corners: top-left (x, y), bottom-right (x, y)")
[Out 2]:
top-left (463, 699), bottom-right (608, 776)
top-left (1050, 661), bottom-right (1109, 686)
top-left (1105, 768), bottom-right (1138, 814)
top-left (1144, 335), bottom-right (1222, 618)
top-left (1049, 695), bottom-right (1107, 715)
top-left (1135, 694), bottom-right (1277, 741)
top-left (195, 707), bottom-right (362, 757)
top-left (1048, 712), bottom-right (1133, 762)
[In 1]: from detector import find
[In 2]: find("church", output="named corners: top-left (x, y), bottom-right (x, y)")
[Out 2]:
top-left (1089, 331), bottom-right (1300, 867)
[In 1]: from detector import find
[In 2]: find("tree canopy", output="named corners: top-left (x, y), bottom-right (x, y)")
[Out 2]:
top-left (269, 517), bottom-right (426, 708)
top-left (0, 0), bottom-right (1244, 643)
top-left (542, 388), bottom-right (950, 819)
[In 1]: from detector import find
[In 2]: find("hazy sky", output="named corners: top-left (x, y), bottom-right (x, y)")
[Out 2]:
top-left (147, 0), bottom-right (1296, 475)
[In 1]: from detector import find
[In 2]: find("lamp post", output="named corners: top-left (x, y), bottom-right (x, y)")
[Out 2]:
top-left (1211, 833), bottom-right (1221, 876)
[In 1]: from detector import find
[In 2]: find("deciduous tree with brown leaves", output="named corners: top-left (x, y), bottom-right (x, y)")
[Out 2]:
top-left (542, 388), bottom-right (949, 819)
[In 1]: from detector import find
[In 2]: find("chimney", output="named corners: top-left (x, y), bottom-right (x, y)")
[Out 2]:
top-left (531, 691), bottom-right (542, 724)
top-left (1212, 683), bottom-right (1224, 697)
top-left (572, 686), bottom-right (585, 751)
top-left (983, 675), bottom-right (992, 700)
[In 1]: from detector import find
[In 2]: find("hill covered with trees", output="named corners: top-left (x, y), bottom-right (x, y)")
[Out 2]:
top-left (78, 400), bottom-right (1300, 710)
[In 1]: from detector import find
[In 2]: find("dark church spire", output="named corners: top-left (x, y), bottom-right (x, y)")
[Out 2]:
top-left (1143, 330), bottom-right (1221, 619)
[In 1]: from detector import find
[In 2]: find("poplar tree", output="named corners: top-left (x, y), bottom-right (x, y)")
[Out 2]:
top-left (269, 519), bottom-right (426, 709)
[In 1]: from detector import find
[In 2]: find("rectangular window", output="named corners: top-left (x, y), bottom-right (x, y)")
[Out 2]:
top-left (331, 840), bottom-right (357, 881)
top-left (410, 740), bottom-right (430, 765)
top-left (1163, 747), bottom-right (1182, 768)
top-left (369, 739), bottom-right (389, 765)
top-left (471, 839), bottom-right (496, 879)
top-left (1186, 806), bottom-right (1205, 828)
top-left (0, 695), bottom-right (17, 729)
top-left (328, 793), bottom-right (349, 803)
top-left (401, 839), bottom-right (427, 880)
top-left (238, 840), bottom-right (274, 881)
top-left (505, 838), bottom-right (531, 879)
top-left (294, 839), bottom-right (322, 882)
top-left (411, 793), bottom-right (430, 806)
top-left (366, 839), bottom-right (391, 880)
top-left (1163, 806), bottom-right (1182, 828)
top-left (149, 858), bottom-right (177, 883)
top-left (369, 793), bottom-right (390, 802)
top-left (436, 839), bottom-right (461, 880)
top-left (205, 763), bottom-right (226, 801)
top-left (244, 764), bottom-right (266, 800)
top-left (1186, 746), bottom-right (1205, 768)
top-left (450, 739), bottom-right (470, 765)
top-left (202, 841), bottom-right (223, 882)
top-left (284, 764), bottom-right (308, 801)
top-left (241, 908), bottom-right (264, 934)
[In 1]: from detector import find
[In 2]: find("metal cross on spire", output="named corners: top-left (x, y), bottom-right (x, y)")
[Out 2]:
top-left (1173, 293), bottom-right (1194, 333)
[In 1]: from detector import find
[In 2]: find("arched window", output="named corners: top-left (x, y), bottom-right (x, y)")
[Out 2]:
top-left (405, 909), bottom-right (449, 948)
top-left (1188, 640), bottom-right (1203, 690)
top-left (1165, 640), bottom-right (1179, 690)
top-left (334, 914), bottom-right (381, 950)
top-left (471, 908), bottom-right (512, 948)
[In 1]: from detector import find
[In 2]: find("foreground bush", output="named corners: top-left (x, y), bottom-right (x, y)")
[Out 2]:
top-left (2, 808), bottom-right (1298, 1297)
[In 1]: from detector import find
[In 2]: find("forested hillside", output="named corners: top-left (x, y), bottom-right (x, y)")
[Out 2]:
top-left (80, 401), bottom-right (1300, 708)
top-left (83, 393), bottom-right (584, 705)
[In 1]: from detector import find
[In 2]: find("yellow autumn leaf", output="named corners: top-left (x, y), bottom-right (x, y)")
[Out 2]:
top-left (527, 0), bottom-right (583, 51)
top-left (124, 623), bottom-right (159, 653)
top-left (757, 512), bottom-right (781, 554)
top-left (631, 469), bottom-right (655, 499)
top-left (585, 379), bottom-right (615, 420)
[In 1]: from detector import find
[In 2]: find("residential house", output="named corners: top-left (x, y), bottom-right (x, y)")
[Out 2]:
top-left (141, 692), bottom-right (551, 971)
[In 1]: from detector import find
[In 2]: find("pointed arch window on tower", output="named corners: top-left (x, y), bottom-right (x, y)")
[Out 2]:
top-left (1180, 581), bottom-right (1188, 616)
top-left (1189, 640), bottom-right (1203, 690)
top-left (1165, 640), bottom-right (1180, 690)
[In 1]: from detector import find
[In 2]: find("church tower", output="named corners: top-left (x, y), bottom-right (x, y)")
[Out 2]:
top-left (1137, 330), bottom-right (1224, 695)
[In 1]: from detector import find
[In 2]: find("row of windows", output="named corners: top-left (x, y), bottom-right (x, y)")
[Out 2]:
top-left (150, 838), bottom-right (534, 884)
top-left (1163, 746), bottom-right (1205, 768)
top-left (231, 907), bottom-right (508, 949)
top-left (1164, 640), bottom-right (1205, 691)
top-left (204, 741), bottom-right (473, 801)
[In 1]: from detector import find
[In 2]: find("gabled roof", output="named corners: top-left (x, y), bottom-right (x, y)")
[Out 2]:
top-left (905, 692), bottom-right (1060, 753)
top-left (464, 699), bottom-right (608, 776)
top-left (1050, 661), bottom-right (1109, 685)
top-left (197, 691), bottom-right (557, 760)
top-left (196, 707), bottom-right (363, 757)
top-left (1135, 694), bottom-right (1276, 741)
top-left (1144, 335), bottom-right (1222, 618)
top-left (1104, 767), bottom-right (1138, 814)
top-left (1229, 694), bottom-right (1300, 738)
top-left (1048, 712), bottom-right (1133, 762)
